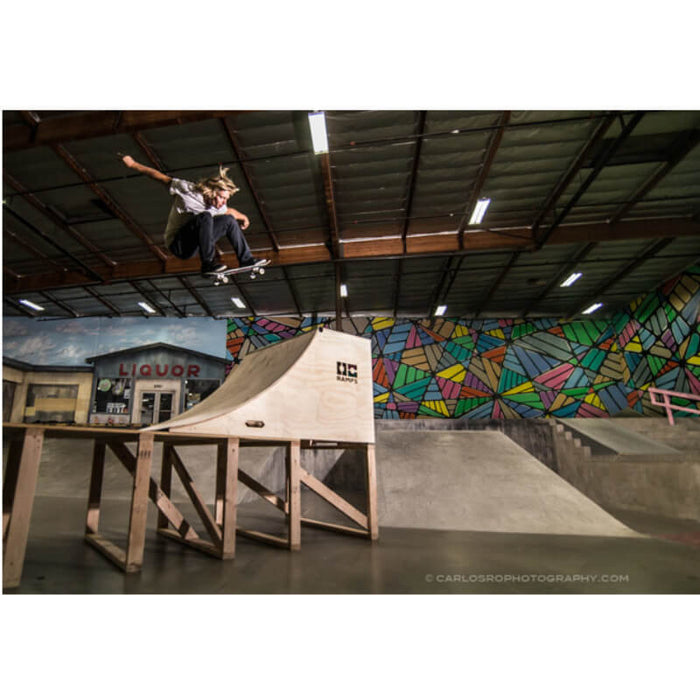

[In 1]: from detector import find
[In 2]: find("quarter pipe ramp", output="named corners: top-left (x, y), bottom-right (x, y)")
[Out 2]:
top-left (148, 328), bottom-right (375, 443)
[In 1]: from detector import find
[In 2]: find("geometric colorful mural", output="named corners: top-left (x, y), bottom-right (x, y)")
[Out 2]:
top-left (226, 267), bottom-right (700, 420)
top-left (616, 267), bottom-right (700, 404)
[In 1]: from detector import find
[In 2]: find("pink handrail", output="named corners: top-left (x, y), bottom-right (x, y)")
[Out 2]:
top-left (648, 387), bottom-right (700, 426)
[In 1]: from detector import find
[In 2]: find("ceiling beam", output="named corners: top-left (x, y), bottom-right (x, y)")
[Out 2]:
top-left (220, 117), bottom-right (302, 315)
top-left (520, 241), bottom-right (599, 317)
top-left (4, 296), bottom-right (36, 317)
top-left (130, 281), bottom-right (167, 316)
top-left (567, 237), bottom-right (675, 317)
top-left (4, 227), bottom-right (68, 272)
top-left (330, 112), bottom-right (641, 155)
top-left (474, 251), bottom-right (521, 316)
top-left (535, 111), bottom-right (646, 249)
top-left (458, 110), bottom-right (511, 246)
top-left (84, 286), bottom-right (121, 316)
top-left (320, 152), bottom-right (341, 260)
top-left (334, 262), bottom-right (344, 331)
top-left (425, 257), bottom-right (456, 318)
top-left (401, 111), bottom-right (428, 254)
top-left (4, 171), bottom-right (118, 269)
top-left (220, 118), bottom-right (281, 253)
top-left (4, 218), bottom-right (698, 296)
top-left (3, 203), bottom-right (105, 282)
top-left (531, 113), bottom-right (616, 235)
top-left (3, 111), bottom-right (247, 151)
top-left (607, 129), bottom-right (700, 224)
top-left (52, 144), bottom-right (168, 264)
top-left (132, 131), bottom-right (168, 172)
top-left (145, 279), bottom-right (186, 317)
top-left (319, 148), bottom-right (343, 329)
top-left (41, 291), bottom-right (81, 318)
top-left (432, 256), bottom-right (466, 317)
top-left (178, 276), bottom-right (215, 316)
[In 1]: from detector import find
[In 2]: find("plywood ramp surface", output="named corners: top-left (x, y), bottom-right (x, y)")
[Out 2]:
top-left (376, 430), bottom-right (640, 537)
top-left (148, 328), bottom-right (375, 443)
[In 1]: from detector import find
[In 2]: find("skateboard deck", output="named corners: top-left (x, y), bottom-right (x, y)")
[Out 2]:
top-left (204, 259), bottom-right (270, 285)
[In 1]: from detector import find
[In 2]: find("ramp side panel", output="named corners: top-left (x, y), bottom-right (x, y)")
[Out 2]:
top-left (148, 330), bottom-right (318, 432)
top-left (153, 329), bottom-right (375, 443)
top-left (174, 329), bottom-right (375, 443)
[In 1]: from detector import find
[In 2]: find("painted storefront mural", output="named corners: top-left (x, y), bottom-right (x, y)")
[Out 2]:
top-left (2, 317), bottom-right (231, 366)
top-left (226, 267), bottom-right (700, 419)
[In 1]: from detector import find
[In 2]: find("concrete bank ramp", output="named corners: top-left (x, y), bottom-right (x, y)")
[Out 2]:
top-left (557, 418), bottom-right (680, 455)
top-left (376, 430), bottom-right (639, 537)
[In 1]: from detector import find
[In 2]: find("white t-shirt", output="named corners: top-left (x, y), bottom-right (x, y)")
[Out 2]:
top-left (164, 178), bottom-right (227, 247)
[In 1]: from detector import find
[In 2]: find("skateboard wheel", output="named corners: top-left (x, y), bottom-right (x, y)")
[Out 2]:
top-left (250, 273), bottom-right (257, 280)
top-left (259, 268), bottom-right (266, 275)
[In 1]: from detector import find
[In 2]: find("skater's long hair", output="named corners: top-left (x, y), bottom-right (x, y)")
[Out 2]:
top-left (194, 165), bottom-right (240, 199)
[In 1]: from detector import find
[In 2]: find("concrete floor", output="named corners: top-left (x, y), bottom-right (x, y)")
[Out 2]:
top-left (5, 495), bottom-right (700, 594)
top-left (5, 424), bottom-right (699, 594)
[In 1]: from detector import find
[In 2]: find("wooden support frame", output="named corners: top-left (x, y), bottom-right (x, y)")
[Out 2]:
top-left (2, 424), bottom-right (379, 589)
top-left (84, 433), bottom-right (156, 573)
top-left (235, 440), bottom-right (379, 549)
top-left (299, 443), bottom-right (379, 541)
top-left (154, 439), bottom-right (239, 560)
top-left (3, 428), bottom-right (45, 588)
top-left (234, 441), bottom-right (301, 550)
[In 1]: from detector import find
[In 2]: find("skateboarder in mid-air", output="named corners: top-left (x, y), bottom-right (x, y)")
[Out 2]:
top-left (121, 155), bottom-right (268, 276)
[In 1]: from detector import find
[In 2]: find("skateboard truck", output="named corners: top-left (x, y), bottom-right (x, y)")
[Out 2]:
top-left (206, 260), bottom-right (270, 285)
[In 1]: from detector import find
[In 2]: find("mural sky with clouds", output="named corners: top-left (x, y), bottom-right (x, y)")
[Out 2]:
top-left (2, 317), bottom-right (230, 366)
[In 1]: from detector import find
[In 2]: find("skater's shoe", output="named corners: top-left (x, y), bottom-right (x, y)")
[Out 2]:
top-left (242, 257), bottom-right (270, 269)
top-left (201, 261), bottom-right (228, 275)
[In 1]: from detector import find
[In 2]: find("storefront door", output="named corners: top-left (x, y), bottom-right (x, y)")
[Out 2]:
top-left (139, 391), bottom-right (175, 424)
top-left (133, 379), bottom-right (180, 426)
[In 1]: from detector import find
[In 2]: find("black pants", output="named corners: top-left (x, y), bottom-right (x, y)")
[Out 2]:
top-left (169, 212), bottom-right (254, 269)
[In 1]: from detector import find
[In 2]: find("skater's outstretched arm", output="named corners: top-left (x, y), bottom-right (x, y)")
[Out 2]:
top-left (121, 155), bottom-right (172, 185)
top-left (226, 207), bottom-right (250, 230)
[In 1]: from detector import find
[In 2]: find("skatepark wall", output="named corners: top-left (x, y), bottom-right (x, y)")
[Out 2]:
top-left (226, 266), bottom-right (700, 421)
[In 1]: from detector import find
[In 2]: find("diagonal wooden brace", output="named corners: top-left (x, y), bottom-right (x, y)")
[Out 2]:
top-left (106, 439), bottom-right (199, 542)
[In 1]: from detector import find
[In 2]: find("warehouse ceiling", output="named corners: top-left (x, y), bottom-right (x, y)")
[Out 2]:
top-left (3, 109), bottom-right (700, 322)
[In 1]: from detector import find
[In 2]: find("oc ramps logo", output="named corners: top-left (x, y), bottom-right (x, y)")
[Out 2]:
top-left (336, 361), bottom-right (358, 384)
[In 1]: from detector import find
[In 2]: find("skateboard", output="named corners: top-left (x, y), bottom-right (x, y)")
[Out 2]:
top-left (204, 259), bottom-right (270, 285)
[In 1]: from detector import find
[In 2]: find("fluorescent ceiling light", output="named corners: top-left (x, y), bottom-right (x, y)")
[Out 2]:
top-left (468, 198), bottom-right (491, 225)
top-left (231, 297), bottom-right (246, 309)
top-left (340, 284), bottom-right (348, 298)
top-left (435, 305), bottom-right (447, 316)
top-left (138, 301), bottom-right (156, 314)
top-left (19, 299), bottom-right (45, 311)
top-left (308, 111), bottom-right (329, 154)
top-left (560, 272), bottom-right (583, 288)
top-left (582, 302), bottom-right (603, 315)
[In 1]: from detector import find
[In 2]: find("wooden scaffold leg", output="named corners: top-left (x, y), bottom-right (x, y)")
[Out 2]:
top-left (287, 440), bottom-right (301, 551)
top-left (3, 427), bottom-right (44, 589)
